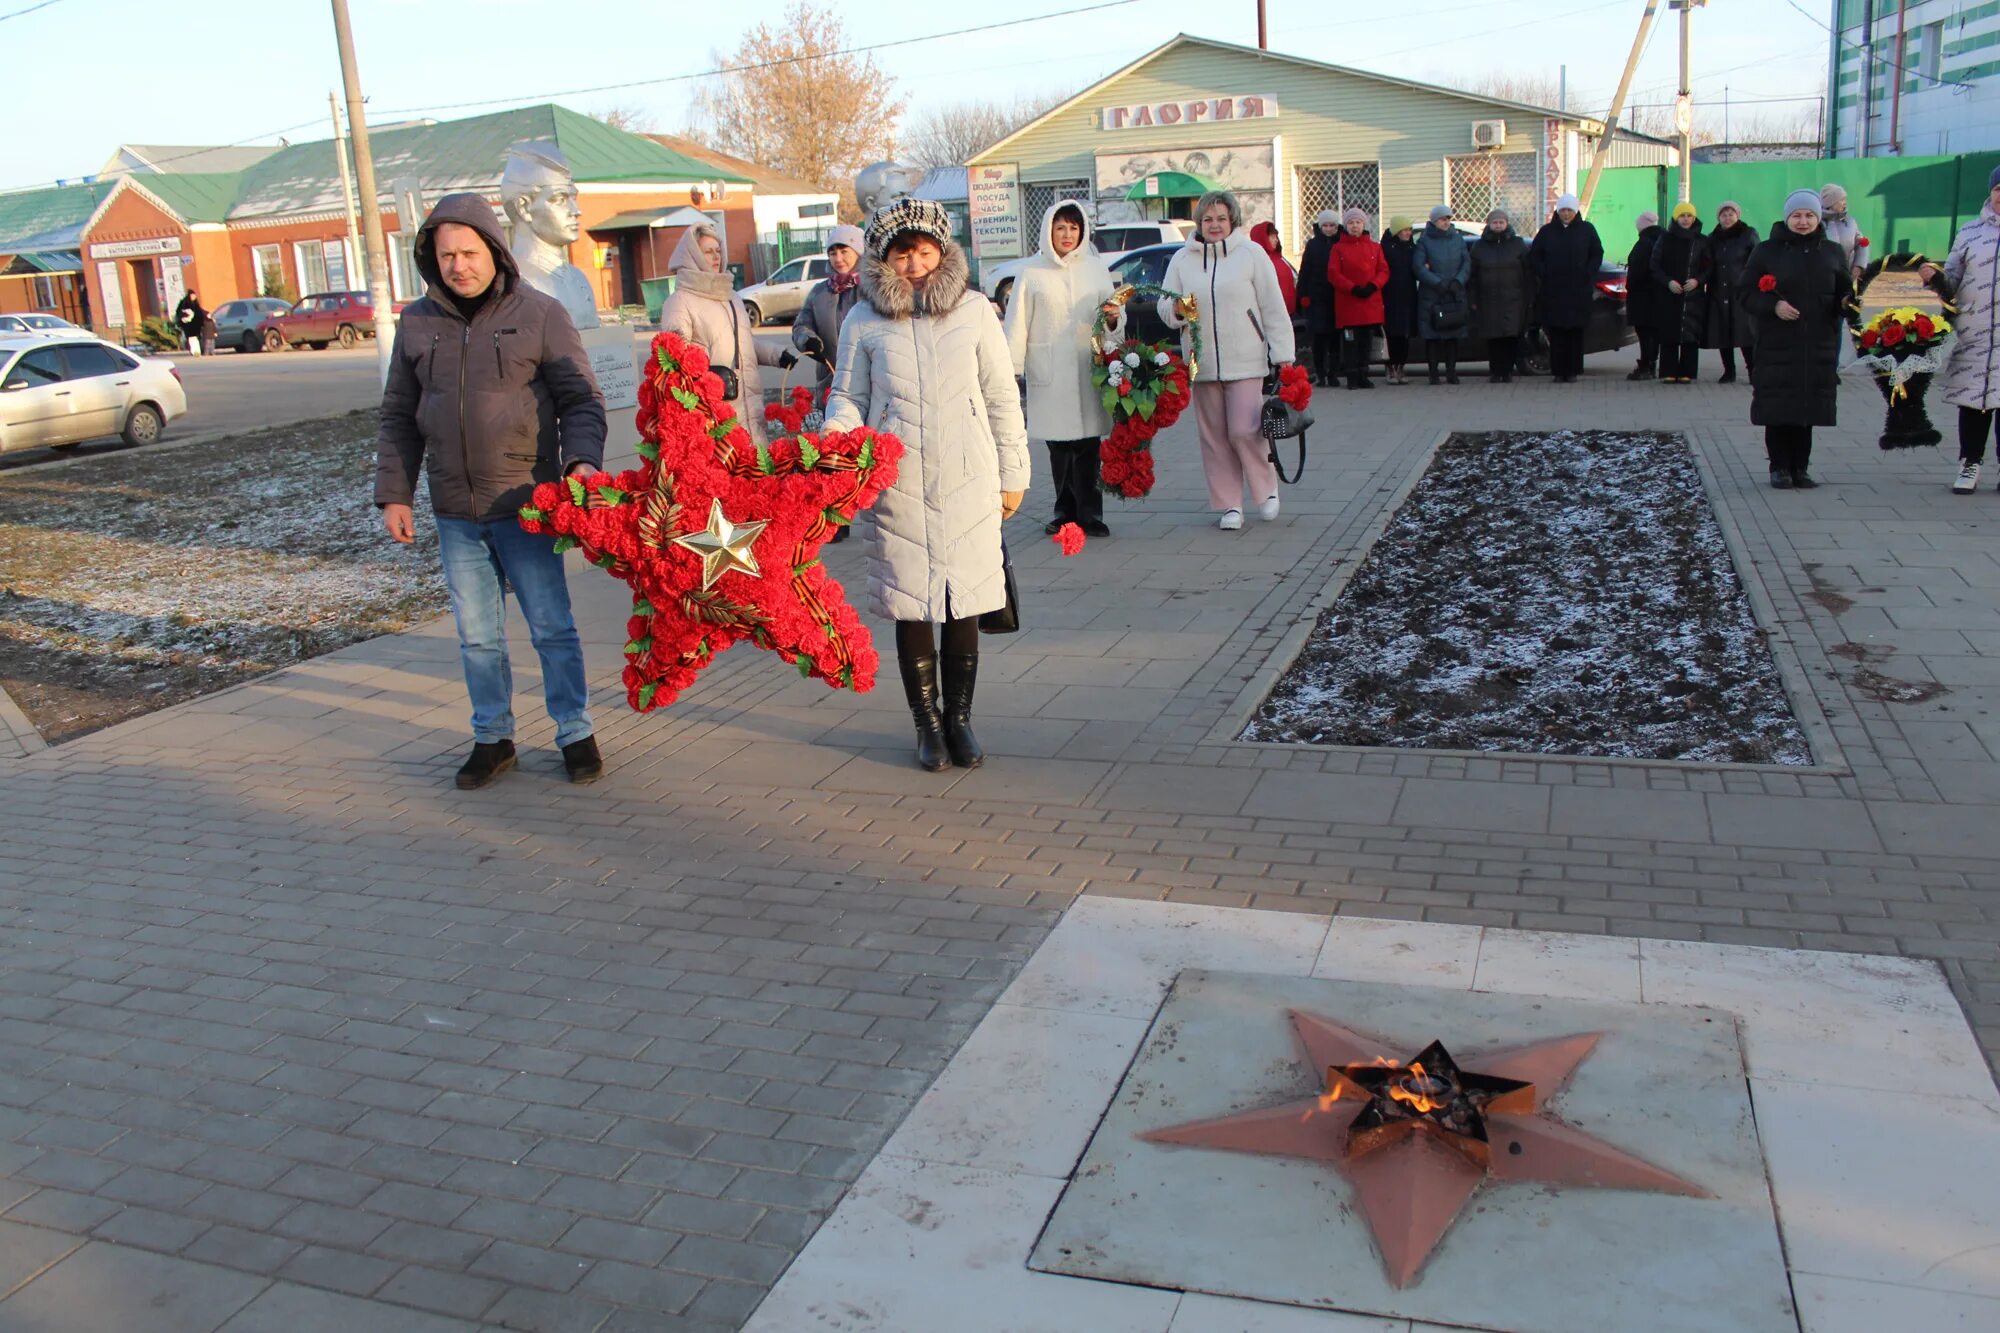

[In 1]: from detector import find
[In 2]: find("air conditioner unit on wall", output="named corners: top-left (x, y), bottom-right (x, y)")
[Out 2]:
top-left (1472, 120), bottom-right (1507, 150)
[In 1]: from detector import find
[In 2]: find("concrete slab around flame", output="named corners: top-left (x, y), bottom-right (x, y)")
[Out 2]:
top-left (1028, 971), bottom-right (1794, 1333)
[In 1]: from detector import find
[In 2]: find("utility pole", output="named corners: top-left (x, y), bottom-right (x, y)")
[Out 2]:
top-left (1673, 0), bottom-right (1704, 205)
top-left (328, 92), bottom-right (364, 295)
top-left (1256, 0), bottom-right (1267, 50)
top-left (1578, 0), bottom-right (1663, 216)
top-left (330, 0), bottom-right (396, 387)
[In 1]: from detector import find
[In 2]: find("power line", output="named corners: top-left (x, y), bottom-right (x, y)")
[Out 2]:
top-left (375, 0), bottom-right (1143, 117)
top-left (0, 116), bottom-right (326, 196)
top-left (0, 0), bottom-right (68, 22)
top-left (1783, 0), bottom-right (1973, 90)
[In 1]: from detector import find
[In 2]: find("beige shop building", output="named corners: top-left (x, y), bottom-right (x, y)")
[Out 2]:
top-left (966, 34), bottom-right (1673, 263)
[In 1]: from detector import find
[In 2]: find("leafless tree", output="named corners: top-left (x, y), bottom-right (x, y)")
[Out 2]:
top-left (900, 90), bottom-right (1072, 168)
top-left (592, 104), bottom-right (658, 133)
top-left (689, 0), bottom-right (905, 220)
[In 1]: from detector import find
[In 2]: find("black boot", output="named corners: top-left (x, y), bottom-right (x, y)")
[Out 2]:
top-left (1428, 362), bottom-right (1441, 385)
top-left (1790, 468), bottom-right (1817, 489)
top-left (939, 653), bottom-right (984, 769)
top-left (1769, 468), bottom-right (1793, 489)
top-left (899, 654), bottom-right (950, 772)
top-left (1445, 355), bottom-right (1460, 385)
top-left (561, 736), bottom-right (603, 784)
top-left (455, 740), bottom-right (516, 790)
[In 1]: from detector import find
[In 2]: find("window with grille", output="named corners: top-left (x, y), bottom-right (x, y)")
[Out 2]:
top-left (1021, 179), bottom-right (1091, 231)
top-left (1295, 163), bottom-right (1381, 234)
top-left (1447, 154), bottom-right (1540, 227)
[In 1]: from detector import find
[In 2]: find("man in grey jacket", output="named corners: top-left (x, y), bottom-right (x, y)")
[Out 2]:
top-left (375, 193), bottom-right (609, 789)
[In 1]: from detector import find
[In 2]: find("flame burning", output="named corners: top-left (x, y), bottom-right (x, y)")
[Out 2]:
top-left (1387, 1062), bottom-right (1450, 1115)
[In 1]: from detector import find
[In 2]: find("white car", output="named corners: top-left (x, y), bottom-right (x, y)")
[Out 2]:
top-left (0, 335), bottom-right (186, 454)
top-left (738, 254), bottom-right (830, 326)
top-left (0, 312), bottom-right (94, 340)
top-left (983, 219), bottom-right (1195, 308)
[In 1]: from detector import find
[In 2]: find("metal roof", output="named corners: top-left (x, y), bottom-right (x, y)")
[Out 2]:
top-left (130, 173), bottom-right (243, 225)
top-left (7, 250), bottom-right (83, 273)
top-left (592, 206), bottom-right (717, 231)
top-left (0, 181), bottom-right (115, 254)
top-left (227, 104), bottom-right (751, 222)
top-left (101, 144), bottom-right (283, 177)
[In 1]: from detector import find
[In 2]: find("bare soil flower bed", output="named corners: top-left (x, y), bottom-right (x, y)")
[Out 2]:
top-left (1242, 430), bottom-right (1811, 765)
top-left (0, 412), bottom-right (445, 743)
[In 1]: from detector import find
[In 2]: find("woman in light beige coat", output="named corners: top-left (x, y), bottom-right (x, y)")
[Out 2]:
top-left (659, 223), bottom-right (785, 441)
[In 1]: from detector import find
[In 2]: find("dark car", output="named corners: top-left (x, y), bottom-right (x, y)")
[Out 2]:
top-left (255, 291), bottom-right (403, 352)
top-left (213, 298), bottom-right (292, 353)
top-left (1109, 240), bottom-right (1632, 373)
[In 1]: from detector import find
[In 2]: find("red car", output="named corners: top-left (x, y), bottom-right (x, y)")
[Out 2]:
top-left (254, 291), bottom-right (404, 352)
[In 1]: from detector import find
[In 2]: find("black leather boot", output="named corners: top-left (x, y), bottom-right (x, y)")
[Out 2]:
top-left (899, 653), bottom-right (950, 772)
top-left (455, 740), bottom-right (516, 790)
top-left (939, 653), bottom-right (984, 769)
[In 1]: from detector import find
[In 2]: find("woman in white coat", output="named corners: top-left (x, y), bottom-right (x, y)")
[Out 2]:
top-left (659, 223), bottom-right (785, 442)
top-left (1923, 165), bottom-right (2000, 494)
top-left (825, 199), bottom-right (1029, 773)
top-left (1004, 200), bottom-right (1120, 537)
top-left (1158, 190), bottom-right (1296, 530)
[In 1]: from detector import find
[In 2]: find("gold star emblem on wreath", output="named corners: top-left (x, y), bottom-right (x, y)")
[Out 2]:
top-left (670, 498), bottom-right (769, 591)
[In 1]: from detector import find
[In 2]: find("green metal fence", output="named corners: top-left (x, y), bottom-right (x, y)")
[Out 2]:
top-left (1588, 151), bottom-right (2000, 261)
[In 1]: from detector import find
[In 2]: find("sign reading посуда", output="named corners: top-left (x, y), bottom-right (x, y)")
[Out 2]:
top-left (968, 162), bottom-right (1025, 261)
top-left (1102, 95), bottom-right (1278, 132)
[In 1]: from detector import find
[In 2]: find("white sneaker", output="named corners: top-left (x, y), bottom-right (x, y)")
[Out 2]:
top-left (1953, 461), bottom-right (1981, 494)
top-left (1218, 509), bottom-right (1244, 530)
top-left (1258, 494), bottom-right (1281, 521)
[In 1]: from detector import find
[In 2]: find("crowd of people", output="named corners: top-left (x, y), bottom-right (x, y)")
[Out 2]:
top-left (369, 166), bottom-right (2000, 781)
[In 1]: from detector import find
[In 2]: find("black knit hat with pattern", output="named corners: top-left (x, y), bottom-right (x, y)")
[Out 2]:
top-left (864, 198), bottom-right (954, 260)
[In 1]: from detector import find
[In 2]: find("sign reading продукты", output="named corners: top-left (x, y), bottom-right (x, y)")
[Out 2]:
top-left (1101, 95), bottom-right (1278, 131)
top-left (968, 163), bottom-right (1025, 261)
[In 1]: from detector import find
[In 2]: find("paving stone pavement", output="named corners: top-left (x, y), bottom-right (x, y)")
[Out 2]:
top-left (1, 350), bottom-right (1996, 1330)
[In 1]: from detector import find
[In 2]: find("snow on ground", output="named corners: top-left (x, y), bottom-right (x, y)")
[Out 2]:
top-left (0, 413), bottom-right (446, 741)
top-left (1242, 430), bottom-right (1812, 765)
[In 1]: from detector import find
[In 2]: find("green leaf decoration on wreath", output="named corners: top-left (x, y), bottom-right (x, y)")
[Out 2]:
top-left (637, 681), bottom-right (659, 708)
top-left (755, 444), bottom-right (777, 475)
top-left (552, 535), bottom-right (577, 554)
top-left (623, 636), bottom-right (652, 656)
top-left (518, 505), bottom-right (544, 522)
top-left (566, 475), bottom-right (587, 506)
top-left (798, 439), bottom-right (821, 469)
top-left (596, 486), bottom-right (627, 505)
top-left (671, 386), bottom-right (701, 412)
top-left (635, 438), bottom-right (660, 462)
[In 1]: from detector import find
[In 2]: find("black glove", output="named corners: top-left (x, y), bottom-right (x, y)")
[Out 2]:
top-left (798, 334), bottom-right (824, 358)
top-left (778, 349), bottom-right (799, 370)
top-left (1354, 283), bottom-right (1377, 298)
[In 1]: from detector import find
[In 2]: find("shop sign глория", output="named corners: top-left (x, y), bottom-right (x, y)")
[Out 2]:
top-left (1102, 95), bottom-right (1277, 131)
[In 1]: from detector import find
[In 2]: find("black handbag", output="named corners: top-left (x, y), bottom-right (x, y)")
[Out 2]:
top-left (978, 541), bottom-right (1020, 634)
top-left (1248, 312), bottom-right (1311, 485)
top-left (1428, 283), bottom-right (1470, 337)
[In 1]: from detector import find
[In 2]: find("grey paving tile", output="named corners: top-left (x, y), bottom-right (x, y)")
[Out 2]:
top-left (0, 1240), bottom-right (267, 1332)
top-left (218, 1278), bottom-right (482, 1331)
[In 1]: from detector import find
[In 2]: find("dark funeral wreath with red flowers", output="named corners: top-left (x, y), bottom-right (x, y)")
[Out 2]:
top-left (518, 332), bottom-right (903, 713)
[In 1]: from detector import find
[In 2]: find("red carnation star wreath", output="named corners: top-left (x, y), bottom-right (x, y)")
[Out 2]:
top-left (518, 332), bottom-right (903, 713)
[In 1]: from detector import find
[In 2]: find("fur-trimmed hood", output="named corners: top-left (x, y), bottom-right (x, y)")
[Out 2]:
top-left (859, 240), bottom-right (973, 320)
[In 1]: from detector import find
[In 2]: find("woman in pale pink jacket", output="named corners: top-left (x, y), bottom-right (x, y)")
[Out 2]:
top-left (659, 223), bottom-right (786, 441)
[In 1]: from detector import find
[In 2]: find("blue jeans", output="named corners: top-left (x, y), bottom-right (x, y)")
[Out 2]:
top-left (436, 517), bottom-right (593, 748)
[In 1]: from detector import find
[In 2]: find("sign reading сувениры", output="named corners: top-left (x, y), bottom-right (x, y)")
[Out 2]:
top-left (968, 163), bottom-right (1025, 261)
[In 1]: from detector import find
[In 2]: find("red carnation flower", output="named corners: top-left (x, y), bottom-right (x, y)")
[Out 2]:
top-left (1052, 522), bottom-right (1086, 557)
top-left (1757, 274), bottom-right (1777, 293)
top-left (530, 481), bottom-right (562, 512)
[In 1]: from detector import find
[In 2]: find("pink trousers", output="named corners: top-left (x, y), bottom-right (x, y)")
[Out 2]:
top-left (1192, 378), bottom-right (1277, 513)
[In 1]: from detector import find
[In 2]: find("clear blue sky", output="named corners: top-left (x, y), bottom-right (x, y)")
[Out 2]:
top-left (2, 0), bottom-right (1831, 192)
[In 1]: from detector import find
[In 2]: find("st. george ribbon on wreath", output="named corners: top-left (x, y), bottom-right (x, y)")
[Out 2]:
top-left (1850, 252), bottom-right (1954, 449)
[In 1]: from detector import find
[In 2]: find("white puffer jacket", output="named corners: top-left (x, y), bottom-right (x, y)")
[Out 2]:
top-left (825, 242), bottom-right (1029, 623)
top-left (1938, 202), bottom-right (2000, 412)
top-left (1003, 201), bottom-right (1117, 441)
top-left (1158, 230), bottom-right (1296, 383)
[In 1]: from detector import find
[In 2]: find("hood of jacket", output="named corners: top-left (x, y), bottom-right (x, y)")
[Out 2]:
top-left (1179, 230), bottom-right (1246, 272)
top-left (1667, 218), bottom-right (1707, 238)
top-left (1710, 220), bottom-right (1751, 243)
top-left (1475, 223), bottom-right (1520, 245)
top-left (1249, 221), bottom-right (1282, 256)
top-left (859, 239), bottom-right (972, 320)
top-left (1035, 200), bottom-right (1107, 273)
top-left (667, 224), bottom-right (734, 299)
top-left (416, 192), bottom-right (519, 318)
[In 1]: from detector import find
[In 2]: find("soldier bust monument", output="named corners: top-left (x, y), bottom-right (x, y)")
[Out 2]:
top-left (500, 141), bottom-right (599, 330)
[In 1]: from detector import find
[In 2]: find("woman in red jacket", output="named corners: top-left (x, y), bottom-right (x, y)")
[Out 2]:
top-left (1327, 207), bottom-right (1389, 388)
top-left (1249, 221), bottom-right (1298, 315)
